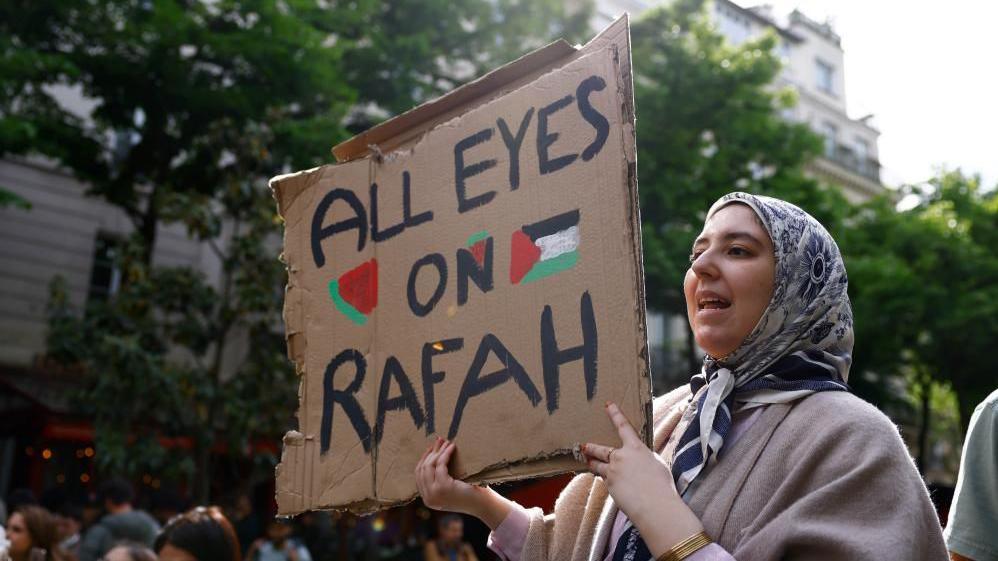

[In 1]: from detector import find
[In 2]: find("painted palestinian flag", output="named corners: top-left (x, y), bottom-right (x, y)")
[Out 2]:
top-left (328, 259), bottom-right (378, 325)
top-left (510, 210), bottom-right (580, 285)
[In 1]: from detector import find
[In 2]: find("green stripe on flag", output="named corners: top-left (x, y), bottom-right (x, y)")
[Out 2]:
top-left (328, 279), bottom-right (367, 326)
top-left (467, 230), bottom-right (489, 246)
top-left (521, 250), bottom-right (578, 284)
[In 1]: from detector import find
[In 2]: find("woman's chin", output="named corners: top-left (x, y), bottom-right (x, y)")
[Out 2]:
top-left (694, 334), bottom-right (739, 361)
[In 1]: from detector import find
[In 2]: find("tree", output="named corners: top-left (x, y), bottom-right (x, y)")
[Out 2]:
top-left (632, 0), bottom-right (846, 374)
top-left (3, 0), bottom-right (592, 501)
top-left (840, 170), bottom-right (998, 468)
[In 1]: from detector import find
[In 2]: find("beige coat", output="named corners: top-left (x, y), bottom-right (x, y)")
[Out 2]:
top-left (518, 386), bottom-right (948, 560)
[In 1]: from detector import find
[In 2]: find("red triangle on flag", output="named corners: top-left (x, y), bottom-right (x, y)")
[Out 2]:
top-left (509, 230), bottom-right (540, 284)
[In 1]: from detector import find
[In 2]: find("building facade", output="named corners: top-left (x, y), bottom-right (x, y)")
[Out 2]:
top-left (596, 0), bottom-right (884, 203)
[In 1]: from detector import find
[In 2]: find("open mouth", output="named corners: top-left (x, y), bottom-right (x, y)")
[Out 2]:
top-left (698, 297), bottom-right (731, 310)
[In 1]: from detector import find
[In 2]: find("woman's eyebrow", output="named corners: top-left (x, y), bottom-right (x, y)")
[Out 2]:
top-left (693, 231), bottom-right (765, 248)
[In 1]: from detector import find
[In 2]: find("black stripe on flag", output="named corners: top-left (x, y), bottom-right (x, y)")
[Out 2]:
top-left (521, 209), bottom-right (580, 242)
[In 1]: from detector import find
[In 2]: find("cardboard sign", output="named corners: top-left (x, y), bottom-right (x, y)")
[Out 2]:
top-left (270, 15), bottom-right (651, 515)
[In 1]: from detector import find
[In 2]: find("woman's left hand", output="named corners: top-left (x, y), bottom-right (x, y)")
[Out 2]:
top-left (581, 402), bottom-right (705, 556)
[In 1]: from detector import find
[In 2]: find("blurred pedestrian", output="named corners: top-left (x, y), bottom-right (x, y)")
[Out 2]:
top-left (945, 389), bottom-right (998, 561)
top-left (228, 493), bottom-right (261, 556)
top-left (423, 515), bottom-right (477, 561)
top-left (101, 542), bottom-right (156, 561)
top-left (244, 519), bottom-right (311, 561)
top-left (56, 504), bottom-right (83, 558)
top-left (6, 505), bottom-right (74, 561)
top-left (153, 506), bottom-right (240, 561)
top-left (79, 479), bottom-right (159, 561)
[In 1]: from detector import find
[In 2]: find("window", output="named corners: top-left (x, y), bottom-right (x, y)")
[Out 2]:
top-left (854, 137), bottom-right (870, 174)
top-left (854, 137), bottom-right (869, 161)
top-left (820, 122), bottom-right (838, 157)
top-left (88, 233), bottom-right (123, 303)
top-left (815, 59), bottom-right (835, 94)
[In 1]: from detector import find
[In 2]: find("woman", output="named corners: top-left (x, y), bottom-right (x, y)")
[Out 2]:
top-left (416, 193), bottom-right (948, 560)
top-left (153, 506), bottom-right (240, 561)
top-left (6, 505), bottom-right (74, 561)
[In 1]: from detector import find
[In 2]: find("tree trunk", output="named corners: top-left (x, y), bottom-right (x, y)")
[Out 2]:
top-left (193, 438), bottom-right (212, 504)
top-left (915, 378), bottom-right (932, 474)
top-left (139, 201), bottom-right (159, 265)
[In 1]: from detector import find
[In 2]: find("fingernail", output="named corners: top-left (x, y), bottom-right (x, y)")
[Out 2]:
top-left (605, 400), bottom-right (611, 408)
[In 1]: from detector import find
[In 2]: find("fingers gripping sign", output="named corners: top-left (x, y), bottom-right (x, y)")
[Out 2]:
top-left (580, 401), bottom-right (701, 546)
top-left (414, 437), bottom-right (515, 529)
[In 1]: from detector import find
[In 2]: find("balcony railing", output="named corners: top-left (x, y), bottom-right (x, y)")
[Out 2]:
top-left (823, 142), bottom-right (881, 183)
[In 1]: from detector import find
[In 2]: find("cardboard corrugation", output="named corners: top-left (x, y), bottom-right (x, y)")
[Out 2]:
top-left (270, 15), bottom-right (651, 515)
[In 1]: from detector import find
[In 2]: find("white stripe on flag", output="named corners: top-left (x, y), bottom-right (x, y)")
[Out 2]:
top-left (536, 225), bottom-right (579, 260)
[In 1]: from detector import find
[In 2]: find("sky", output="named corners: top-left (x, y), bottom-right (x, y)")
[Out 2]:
top-left (764, 0), bottom-right (998, 189)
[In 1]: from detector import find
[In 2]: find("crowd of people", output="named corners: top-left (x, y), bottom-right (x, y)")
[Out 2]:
top-left (0, 478), bottom-right (482, 561)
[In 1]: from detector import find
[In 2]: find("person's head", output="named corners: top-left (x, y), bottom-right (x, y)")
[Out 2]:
top-left (436, 514), bottom-right (463, 546)
top-left (56, 503), bottom-right (83, 540)
top-left (7, 505), bottom-right (62, 561)
top-left (103, 542), bottom-right (156, 561)
top-left (154, 506), bottom-right (240, 561)
top-left (264, 517), bottom-right (293, 545)
top-left (98, 478), bottom-right (134, 512)
top-left (685, 192), bottom-right (853, 377)
top-left (233, 494), bottom-right (252, 519)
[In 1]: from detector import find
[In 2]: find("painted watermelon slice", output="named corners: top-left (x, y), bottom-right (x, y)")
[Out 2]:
top-left (338, 259), bottom-right (378, 315)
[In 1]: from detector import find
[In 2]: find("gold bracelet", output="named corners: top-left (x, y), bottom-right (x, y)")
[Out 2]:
top-left (656, 530), bottom-right (712, 561)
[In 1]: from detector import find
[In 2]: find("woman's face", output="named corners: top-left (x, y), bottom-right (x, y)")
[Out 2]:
top-left (6, 512), bottom-right (32, 556)
top-left (684, 204), bottom-right (775, 359)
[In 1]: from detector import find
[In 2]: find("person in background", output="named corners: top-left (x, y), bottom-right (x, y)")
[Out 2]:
top-left (154, 506), bottom-right (240, 561)
top-left (945, 389), bottom-right (998, 561)
top-left (6, 505), bottom-right (74, 561)
top-left (80, 495), bottom-right (102, 534)
top-left (57, 504), bottom-right (83, 558)
top-left (102, 542), bottom-right (156, 561)
top-left (423, 515), bottom-right (477, 561)
top-left (79, 479), bottom-right (159, 561)
top-left (228, 493), bottom-right (261, 556)
top-left (244, 518), bottom-right (311, 561)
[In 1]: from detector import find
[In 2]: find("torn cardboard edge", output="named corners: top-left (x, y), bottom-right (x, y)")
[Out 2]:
top-left (271, 14), bottom-right (651, 516)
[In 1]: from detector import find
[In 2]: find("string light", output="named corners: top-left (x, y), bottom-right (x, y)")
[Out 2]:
top-left (41, 449), bottom-right (53, 460)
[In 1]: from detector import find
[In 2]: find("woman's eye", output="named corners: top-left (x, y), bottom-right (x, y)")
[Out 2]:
top-left (728, 246), bottom-right (749, 256)
top-left (689, 251), bottom-right (703, 263)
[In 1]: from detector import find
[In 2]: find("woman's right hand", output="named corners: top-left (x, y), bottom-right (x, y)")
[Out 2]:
top-left (415, 436), bottom-right (514, 529)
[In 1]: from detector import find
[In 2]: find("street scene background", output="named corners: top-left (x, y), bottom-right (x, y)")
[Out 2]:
top-left (1, 0), bottom-right (996, 559)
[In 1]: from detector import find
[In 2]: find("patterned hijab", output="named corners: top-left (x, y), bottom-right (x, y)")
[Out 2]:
top-left (670, 192), bottom-right (854, 496)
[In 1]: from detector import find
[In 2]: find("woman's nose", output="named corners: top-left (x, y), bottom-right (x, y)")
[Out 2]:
top-left (690, 248), bottom-right (719, 278)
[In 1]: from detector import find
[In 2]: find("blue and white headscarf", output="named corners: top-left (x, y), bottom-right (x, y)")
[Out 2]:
top-left (670, 192), bottom-right (854, 495)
